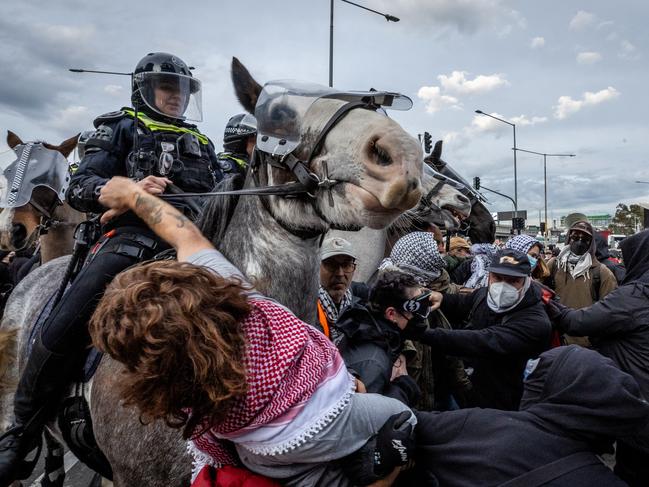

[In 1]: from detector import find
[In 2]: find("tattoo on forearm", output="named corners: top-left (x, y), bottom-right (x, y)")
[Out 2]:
top-left (134, 193), bottom-right (163, 226)
top-left (166, 212), bottom-right (189, 228)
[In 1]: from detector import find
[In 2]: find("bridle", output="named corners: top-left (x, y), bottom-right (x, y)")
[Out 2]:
top-left (162, 99), bottom-right (378, 239)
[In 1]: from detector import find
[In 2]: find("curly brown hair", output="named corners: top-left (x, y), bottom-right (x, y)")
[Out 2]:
top-left (89, 260), bottom-right (251, 438)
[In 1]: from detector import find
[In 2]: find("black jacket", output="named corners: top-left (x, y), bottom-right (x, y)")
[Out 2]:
top-left (553, 230), bottom-right (649, 403)
top-left (595, 233), bottom-right (626, 283)
top-left (67, 109), bottom-right (222, 225)
top-left (336, 301), bottom-right (420, 406)
top-left (409, 346), bottom-right (649, 487)
top-left (419, 283), bottom-right (552, 410)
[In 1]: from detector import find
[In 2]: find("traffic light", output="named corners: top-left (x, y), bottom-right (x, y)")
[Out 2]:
top-left (473, 176), bottom-right (481, 190)
top-left (540, 222), bottom-right (546, 233)
top-left (423, 132), bottom-right (432, 154)
top-left (513, 217), bottom-right (525, 231)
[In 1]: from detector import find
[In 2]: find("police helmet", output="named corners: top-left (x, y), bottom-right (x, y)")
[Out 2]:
top-left (223, 113), bottom-right (257, 153)
top-left (131, 52), bottom-right (203, 122)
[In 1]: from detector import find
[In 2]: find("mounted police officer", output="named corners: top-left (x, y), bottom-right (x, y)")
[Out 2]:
top-left (0, 52), bottom-right (223, 484)
top-left (216, 112), bottom-right (257, 179)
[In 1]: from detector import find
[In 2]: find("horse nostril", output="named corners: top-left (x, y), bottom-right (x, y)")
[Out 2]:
top-left (457, 194), bottom-right (470, 205)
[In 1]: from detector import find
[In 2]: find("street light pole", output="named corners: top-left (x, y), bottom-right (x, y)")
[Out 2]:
top-left (328, 0), bottom-right (399, 87)
top-left (475, 110), bottom-right (517, 212)
top-left (514, 147), bottom-right (575, 242)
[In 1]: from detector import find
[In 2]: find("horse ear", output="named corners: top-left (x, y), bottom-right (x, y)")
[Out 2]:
top-left (431, 140), bottom-right (443, 164)
top-left (6, 131), bottom-right (23, 149)
top-left (56, 133), bottom-right (80, 158)
top-left (231, 57), bottom-right (262, 114)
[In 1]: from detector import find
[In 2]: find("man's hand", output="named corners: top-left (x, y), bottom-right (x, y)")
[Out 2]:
top-left (391, 354), bottom-right (408, 381)
top-left (136, 175), bottom-right (171, 195)
top-left (98, 177), bottom-right (141, 224)
top-left (429, 291), bottom-right (443, 311)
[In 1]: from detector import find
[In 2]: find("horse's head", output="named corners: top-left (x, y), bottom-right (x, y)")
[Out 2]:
top-left (231, 58), bottom-right (422, 234)
top-left (0, 131), bottom-right (78, 251)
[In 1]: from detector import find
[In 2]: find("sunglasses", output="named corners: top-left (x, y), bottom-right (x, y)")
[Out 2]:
top-left (402, 290), bottom-right (433, 319)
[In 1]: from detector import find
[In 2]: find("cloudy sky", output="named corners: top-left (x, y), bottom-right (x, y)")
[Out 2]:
top-left (2, 0), bottom-right (648, 224)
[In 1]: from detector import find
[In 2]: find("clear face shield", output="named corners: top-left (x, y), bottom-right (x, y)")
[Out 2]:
top-left (0, 143), bottom-right (70, 210)
top-left (134, 72), bottom-right (203, 122)
top-left (254, 80), bottom-right (413, 156)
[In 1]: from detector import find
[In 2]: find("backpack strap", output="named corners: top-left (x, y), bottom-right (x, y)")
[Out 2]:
top-left (590, 264), bottom-right (601, 302)
top-left (498, 451), bottom-right (602, 487)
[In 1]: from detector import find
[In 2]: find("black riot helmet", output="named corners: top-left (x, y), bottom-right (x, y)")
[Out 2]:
top-left (131, 52), bottom-right (203, 122)
top-left (223, 113), bottom-right (257, 153)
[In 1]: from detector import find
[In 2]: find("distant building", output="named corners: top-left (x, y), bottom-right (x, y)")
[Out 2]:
top-left (559, 213), bottom-right (612, 229)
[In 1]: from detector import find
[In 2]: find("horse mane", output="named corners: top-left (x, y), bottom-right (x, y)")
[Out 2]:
top-left (197, 174), bottom-right (245, 245)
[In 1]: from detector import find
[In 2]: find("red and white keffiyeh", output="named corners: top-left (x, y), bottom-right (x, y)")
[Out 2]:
top-left (189, 298), bottom-right (353, 475)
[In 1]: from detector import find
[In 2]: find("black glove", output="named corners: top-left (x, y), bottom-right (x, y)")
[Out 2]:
top-left (340, 411), bottom-right (415, 485)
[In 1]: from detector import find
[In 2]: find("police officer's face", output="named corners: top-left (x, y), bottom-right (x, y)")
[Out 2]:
top-left (154, 81), bottom-right (186, 118)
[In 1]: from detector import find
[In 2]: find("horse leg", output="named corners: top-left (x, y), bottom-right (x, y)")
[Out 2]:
top-left (41, 429), bottom-right (64, 487)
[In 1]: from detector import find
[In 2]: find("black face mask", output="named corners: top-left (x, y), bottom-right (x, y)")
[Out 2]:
top-left (570, 239), bottom-right (590, 256)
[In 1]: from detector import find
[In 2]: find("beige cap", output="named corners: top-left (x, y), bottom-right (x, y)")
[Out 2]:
top-left (321, 237), bottom-right (357, 261)
top-left (449, 236), bottom-right (470, 251)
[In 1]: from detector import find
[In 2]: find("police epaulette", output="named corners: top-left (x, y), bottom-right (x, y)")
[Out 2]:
top-left (92, 109), bottom-right (128, 128)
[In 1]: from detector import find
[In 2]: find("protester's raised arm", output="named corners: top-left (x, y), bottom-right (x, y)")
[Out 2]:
top-left (98, 176), bottom-right (213, 261)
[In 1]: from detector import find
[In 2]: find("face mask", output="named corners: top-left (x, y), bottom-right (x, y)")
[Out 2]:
top-left (488, 281), bottom-right (521, 309)
top-left (569, 240), bottom-right (590, 256)
top-left (527, 255), bottom-right (538, 269)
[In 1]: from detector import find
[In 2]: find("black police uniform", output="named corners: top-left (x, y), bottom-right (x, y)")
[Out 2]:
top-left (215, 151), bottom-right (248, 179)
top-left (0, 108), bottom-right (223, 485)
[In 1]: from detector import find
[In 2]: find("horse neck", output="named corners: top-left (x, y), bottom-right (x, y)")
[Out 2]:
top-left (221, 195), bottom-right (321, 324)
top-left (39, 204), bottom-right (85, 263)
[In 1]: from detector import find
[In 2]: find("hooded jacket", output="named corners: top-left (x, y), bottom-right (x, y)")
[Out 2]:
top-left (594, 233), bottom-right (626, 283)
top-left (546, 221), bottom-right (617, 310)
top-left (336, 301), bottom-right (420, 406)
top-left (409, 346), bottom-right (649, 487)
top-left (552, 229), bottom-right (649, 403)
top-left (417, 283), bottom-right (552, 410)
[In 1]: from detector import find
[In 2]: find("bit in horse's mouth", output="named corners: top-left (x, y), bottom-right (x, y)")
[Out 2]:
top-left (444, 207), bottom-right (468, 222)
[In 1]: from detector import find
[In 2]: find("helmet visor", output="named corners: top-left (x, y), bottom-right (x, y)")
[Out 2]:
top-left (135, 72), bottom-right (202, 122)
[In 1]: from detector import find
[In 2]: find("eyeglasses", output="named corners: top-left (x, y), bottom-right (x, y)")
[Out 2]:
top-left (322, 260), bottom-right (357, 273)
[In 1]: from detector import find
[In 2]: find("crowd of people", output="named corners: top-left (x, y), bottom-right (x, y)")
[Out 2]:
top-left (0, 50), bottom-right (647, 487)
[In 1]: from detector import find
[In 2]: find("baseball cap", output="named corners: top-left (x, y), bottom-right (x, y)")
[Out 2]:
top-left (489, 249), bottom-right (531, 278)
top-left (449, 236), bottom-right (470, 251)
top-left (569, 221), bottom-right (593, 237)
top-left (321, 237), bottom-right (357, 261)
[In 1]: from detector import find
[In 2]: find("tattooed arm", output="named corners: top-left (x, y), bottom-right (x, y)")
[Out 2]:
top-left (98, 176), bottom-right (213, 260)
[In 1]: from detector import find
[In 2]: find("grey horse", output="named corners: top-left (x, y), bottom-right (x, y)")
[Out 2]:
top-left (1, 57), bottom-right (426, 486)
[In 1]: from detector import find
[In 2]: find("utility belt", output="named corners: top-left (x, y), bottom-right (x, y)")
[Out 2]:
top-left (87, 226), bottom-right (162, 264)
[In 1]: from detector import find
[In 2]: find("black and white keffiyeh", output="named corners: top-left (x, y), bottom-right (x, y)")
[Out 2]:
top-left (318, 286), bottom-right (353, 324)
top-left (464, 243), bottom-right (498, 289)
top-left (389, 232), bottom-right (447, 284)
top-left (505, 234), bottom-right (540, 254)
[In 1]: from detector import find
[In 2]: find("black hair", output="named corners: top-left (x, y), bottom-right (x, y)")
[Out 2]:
top-left (369, 269), bottom-right (420, 315)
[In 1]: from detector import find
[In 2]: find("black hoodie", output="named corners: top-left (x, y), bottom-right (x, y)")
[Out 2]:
top-left (409, 346), bottom-right (649, 487)
top-left (594, 233), bottom-right (626, 283)
top-left (416, 283), bottom-right (552, 410)
top-left (553, 229), bottom-right (649, 400)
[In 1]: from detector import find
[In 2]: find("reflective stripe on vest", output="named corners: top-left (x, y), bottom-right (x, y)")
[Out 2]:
top-left (221, 153), bottom-right (247, 169)
top-left (316, 300), bottom-right (331, 339)
top-left (123, 109), bottom-right (209, 145)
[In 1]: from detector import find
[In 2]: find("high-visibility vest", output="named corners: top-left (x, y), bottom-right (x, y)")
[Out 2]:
top-left (316, 300), bottom-right (330, 339)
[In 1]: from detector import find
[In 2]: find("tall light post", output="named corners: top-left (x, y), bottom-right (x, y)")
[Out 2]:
top-left (329, 0), bottom-right (399, 87)
top-left (514, 148), bottom-right (576, 242)
top-left (475, 110), bottom-right (518, 213)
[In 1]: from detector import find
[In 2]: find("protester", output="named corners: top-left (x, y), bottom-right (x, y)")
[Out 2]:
top-left (318, 237), bottom-right (368, 341)
top-left (405, 346), bottom-right (649, 487)
top-left (335, 269), bottom-right (423, 406)
top-left (594, 232), bottom-right (626, 283)
top-left (383, 232), bottom-right (471, 410)
top-left (462, 243), bottom-right (498, 289)
top-left (88, 176), bottom-right (415, 487)
top-left (505, 234), bottom-right (550, 281)
top-left (545, 221), bottom-right (617, 347)
top-left (443, 236), bottom-right (470, 277)
top-left (406, 248), bottom-right (552, 410)
top-left (547, 229), bottom-right (649, 486)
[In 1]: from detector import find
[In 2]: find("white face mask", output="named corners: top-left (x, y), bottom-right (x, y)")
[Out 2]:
top-left (487, 281), bottom-right (521, 311)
